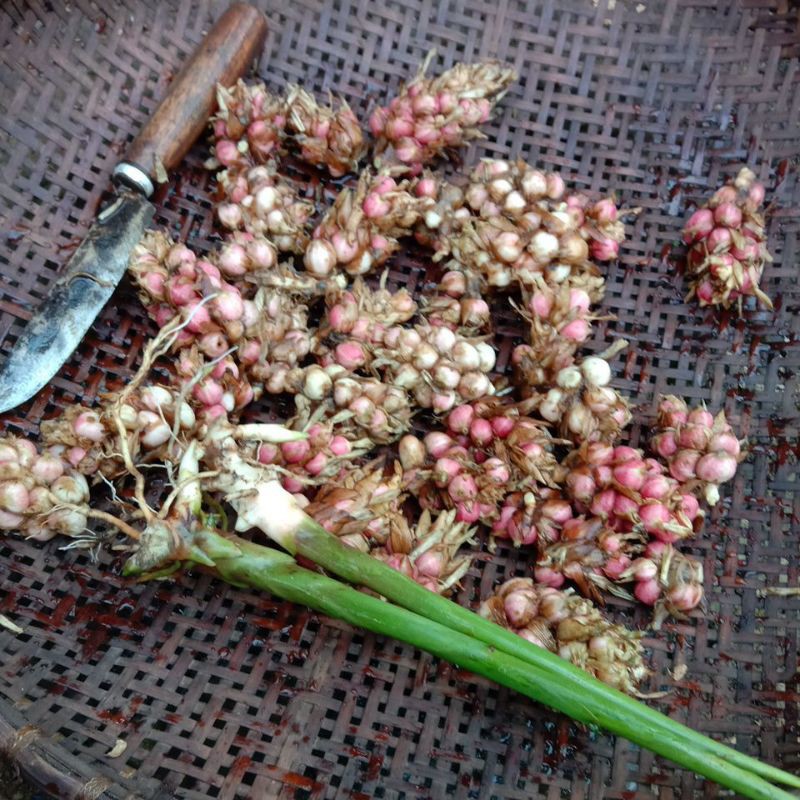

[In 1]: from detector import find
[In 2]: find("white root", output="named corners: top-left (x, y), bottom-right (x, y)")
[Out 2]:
top-left (205, 425), bottom-right (308, 552)
top-left (232, 424), bottom-right (307, 443)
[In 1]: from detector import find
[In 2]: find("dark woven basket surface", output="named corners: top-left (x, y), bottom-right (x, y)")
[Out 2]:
top-left (1, 0), bottom-right (799, 798)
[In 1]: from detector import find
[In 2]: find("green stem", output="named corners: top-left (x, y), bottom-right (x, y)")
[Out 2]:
top-left (201, 531), bottom-right (794, 800)
top-left (289, 518), bottom-right (800, 792)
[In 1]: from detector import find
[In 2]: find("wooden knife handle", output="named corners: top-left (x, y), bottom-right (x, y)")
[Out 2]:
top-left (117, 3), bottom-right (267, 194)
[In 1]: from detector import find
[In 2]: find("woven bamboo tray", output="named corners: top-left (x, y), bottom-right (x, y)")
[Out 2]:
top-left (1, 1), bottom-right (799, 798)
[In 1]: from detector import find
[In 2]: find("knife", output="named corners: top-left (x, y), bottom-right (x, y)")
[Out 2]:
top-left (0, 3), bottom-right (268, 415)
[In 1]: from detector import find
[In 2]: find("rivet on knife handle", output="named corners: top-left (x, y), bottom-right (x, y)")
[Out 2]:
top-left (113, 3), bottom-right (268, 196)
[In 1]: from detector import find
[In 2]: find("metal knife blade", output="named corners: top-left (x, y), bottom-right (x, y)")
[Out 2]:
top-left (0, 191), bottom-right (154, 414)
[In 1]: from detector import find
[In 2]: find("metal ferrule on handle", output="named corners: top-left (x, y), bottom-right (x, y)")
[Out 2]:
top-left (113, 163), bottom-right (155, 198)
